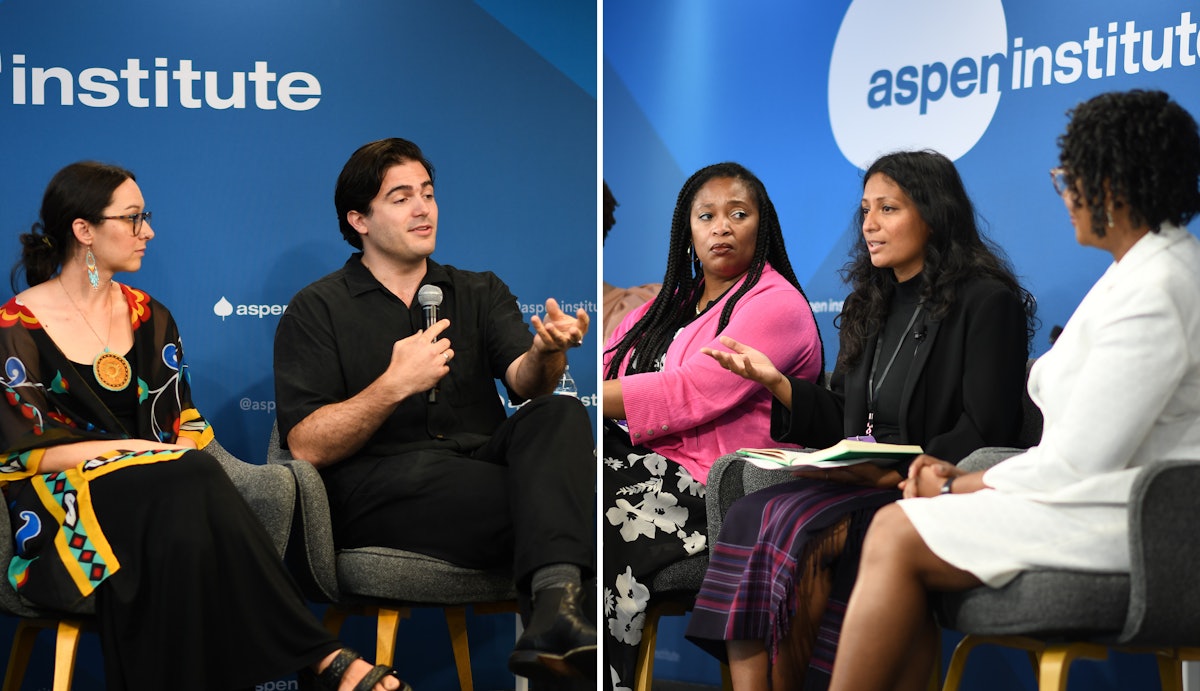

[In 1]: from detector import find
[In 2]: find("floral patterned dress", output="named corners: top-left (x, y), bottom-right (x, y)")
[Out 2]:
top-left (602, 419), bottom-right (708, 691)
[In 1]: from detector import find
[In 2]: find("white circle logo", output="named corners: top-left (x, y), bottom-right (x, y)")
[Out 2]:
top-left (829, 0), bottom-right (1008, 168)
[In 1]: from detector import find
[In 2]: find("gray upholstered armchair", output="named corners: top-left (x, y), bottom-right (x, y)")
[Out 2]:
top-left (265, 422), bottom-right (519, 691)
top-left (936, 456), bottom-right (1200, 691)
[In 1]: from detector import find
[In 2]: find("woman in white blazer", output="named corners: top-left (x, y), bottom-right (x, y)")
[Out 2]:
top-left (826, 89), bottom-right (1200, 691)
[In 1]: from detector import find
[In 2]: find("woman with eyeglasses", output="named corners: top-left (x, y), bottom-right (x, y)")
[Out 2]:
top-left (825, 89), bottom-right (1200, 691)
top-left (1, 161), bottom-right (409, 691)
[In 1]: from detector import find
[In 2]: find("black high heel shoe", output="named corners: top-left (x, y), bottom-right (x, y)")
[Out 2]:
top-left (297, 648), bottom-right (413, 691)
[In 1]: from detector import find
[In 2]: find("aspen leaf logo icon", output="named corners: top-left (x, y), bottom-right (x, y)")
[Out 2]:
top-left (214, 297), bottom-right (234, 321)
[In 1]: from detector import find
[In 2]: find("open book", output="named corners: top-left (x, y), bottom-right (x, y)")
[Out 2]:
top-left (736, 439), bottom-right (923, 471)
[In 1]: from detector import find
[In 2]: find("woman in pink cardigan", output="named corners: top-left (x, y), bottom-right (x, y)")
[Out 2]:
top-left (601, 162), bottom-right (824, 690)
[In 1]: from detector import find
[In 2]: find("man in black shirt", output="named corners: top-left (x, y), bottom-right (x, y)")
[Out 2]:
top-left (273, 138), bottom-right (596, 681)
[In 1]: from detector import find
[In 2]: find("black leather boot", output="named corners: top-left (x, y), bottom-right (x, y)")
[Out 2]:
top-left (508, 582), bottom-right (597, 679)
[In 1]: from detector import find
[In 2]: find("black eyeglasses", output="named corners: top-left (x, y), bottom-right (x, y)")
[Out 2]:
top-left (101, 211), bottom-right (152, 236)
top-left (1049, 168), bottom-right (1069, 197)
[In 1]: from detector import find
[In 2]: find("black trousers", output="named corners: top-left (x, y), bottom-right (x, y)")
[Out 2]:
top-left (326, 394), bottom-right (596, 592)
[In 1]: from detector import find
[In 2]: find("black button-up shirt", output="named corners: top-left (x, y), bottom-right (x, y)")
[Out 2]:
top-left (274, 254), bottom-right (533, 457)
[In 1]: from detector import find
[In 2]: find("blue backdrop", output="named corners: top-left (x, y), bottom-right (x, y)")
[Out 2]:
top-left (605, 0), bottom-right (1200, 688)
top-left (0, 1), bottom-right (596, 689)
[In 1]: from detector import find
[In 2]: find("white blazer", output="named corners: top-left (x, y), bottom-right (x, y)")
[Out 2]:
top-left (985, 224), bottom-right (1200, 505)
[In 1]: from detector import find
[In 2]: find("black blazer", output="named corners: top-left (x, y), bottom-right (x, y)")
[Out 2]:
top-left (771, 277), bottom-right (1028, 463)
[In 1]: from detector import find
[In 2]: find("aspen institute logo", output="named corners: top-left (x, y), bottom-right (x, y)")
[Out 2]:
top-left (829, 1), bottom-right (1200, 168)
top-left (829, 0), bottom-right (1007, 168)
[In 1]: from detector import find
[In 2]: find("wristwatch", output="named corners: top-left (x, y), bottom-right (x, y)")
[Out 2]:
top-left (940, 477), bottom-right (955, 495)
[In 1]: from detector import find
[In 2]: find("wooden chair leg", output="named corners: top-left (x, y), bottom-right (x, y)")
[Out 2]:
top-left (3, 619), bottom-right (42, 691)
top-left (632, 607), bottom-right (661, 691)
top-left (1036, 643), bottom-right (1106, 691)
top-left (443, 606), bottom-right (474, 691)
top-left (927, 627), bottom-right (941, 691)
top-left (51, 619), bottom-right (85, 691)
top-left (375, 606), bottom-right (411, 668)
top-left (323, 606), bottom-right (350, 638)
top-left (942, 634), bottom-right (987, 691)
top-left (1155, 649), bottom-right (1184, 691)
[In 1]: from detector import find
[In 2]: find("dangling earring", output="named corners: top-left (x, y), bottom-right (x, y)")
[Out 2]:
top-left (86, 247), bottom-right (99, 290)
top-left (1105, 208), bottom-right (1115, 228)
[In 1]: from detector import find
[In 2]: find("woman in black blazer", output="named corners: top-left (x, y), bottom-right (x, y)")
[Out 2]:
top-left (684, 150), bottom-right (1036, 691)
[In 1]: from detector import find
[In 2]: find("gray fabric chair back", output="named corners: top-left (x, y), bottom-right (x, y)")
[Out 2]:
top-left (207, 436), bottom-right (295, 557)
top-left (1122, 459), bottom-right (1200, 645)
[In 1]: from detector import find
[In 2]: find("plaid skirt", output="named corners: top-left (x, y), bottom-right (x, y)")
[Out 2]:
top-left (686, 477), bottom-right (898, 690)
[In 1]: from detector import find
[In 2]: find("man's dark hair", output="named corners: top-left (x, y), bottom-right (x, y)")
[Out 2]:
top-left (334, 138), bottom-right (436, 249)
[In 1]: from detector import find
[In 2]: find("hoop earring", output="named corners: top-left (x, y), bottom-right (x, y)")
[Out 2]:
top-left (86, 248), bottom-right (99, 290)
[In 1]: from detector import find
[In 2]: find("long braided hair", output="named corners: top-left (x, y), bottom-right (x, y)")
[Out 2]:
top-left (604, 162), bottom-right (823, 378)
top-left (836, 150), bottom-right (1036, 371)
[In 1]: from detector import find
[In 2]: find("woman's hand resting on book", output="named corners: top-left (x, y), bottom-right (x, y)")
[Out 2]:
top-left (793, 463), bottom-right (905, 489)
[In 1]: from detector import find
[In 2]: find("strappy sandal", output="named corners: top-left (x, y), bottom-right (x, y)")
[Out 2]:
top-left (298, 648), bottom-right (413, 691)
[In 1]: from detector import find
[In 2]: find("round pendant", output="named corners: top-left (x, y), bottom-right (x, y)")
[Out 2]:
top-left (93, 351), bottom-right (132, 392)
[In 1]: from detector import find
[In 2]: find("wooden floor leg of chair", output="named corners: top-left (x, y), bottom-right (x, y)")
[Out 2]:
top-left (632, 611), bottom-right (659, 691)
top-left (3, 620), bottom-right (41, 691)
top-left (443, 606), bottom-right (474, 691)
top-left (1155, 650), bottom-right (1184, 691)
top-left (927, 628), bottom-right (941, 691)
top-left (1027, 650), bottom-right (1041, 677)
top-left (375, 607), bottom-right (410, 668)
top-left (1037, 644), bottom-right (1106, 691)
top-left (323, 606), bottom-right (349, 638)
top-left (52, 619), bottom-right (84, 691)
top-left (942, 635), bottom-right (988, 691)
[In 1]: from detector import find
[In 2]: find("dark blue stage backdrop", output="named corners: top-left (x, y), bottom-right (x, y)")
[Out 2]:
top-left (0, 1), bottom-right (596, 689)
top-left (605, 0), bottom-right (1199, 688)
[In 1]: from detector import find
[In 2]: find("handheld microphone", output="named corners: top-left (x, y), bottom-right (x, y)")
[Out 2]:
top-left (417, 285), bottom-right (444, 403)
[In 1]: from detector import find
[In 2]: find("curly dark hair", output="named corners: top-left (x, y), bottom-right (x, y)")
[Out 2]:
top-left (1057, 89), bottom-right (1200, 236)
top-left (836, 150), bottom-right (1037, 371)
top-left (604, 162), bottom-right (823, 379)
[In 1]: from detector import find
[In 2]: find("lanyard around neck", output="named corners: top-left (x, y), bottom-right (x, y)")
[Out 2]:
top-left (867, 304), bottom-right (923, 413)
